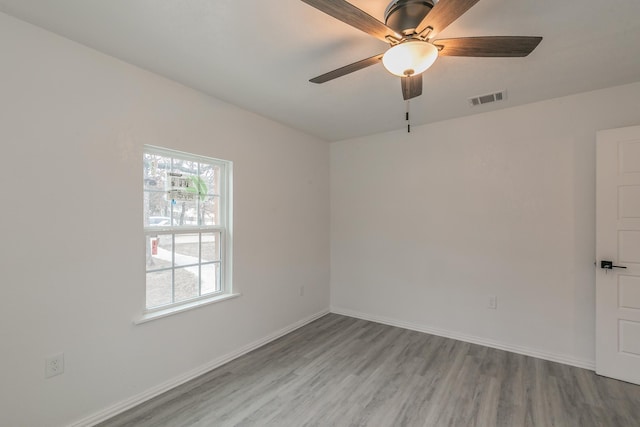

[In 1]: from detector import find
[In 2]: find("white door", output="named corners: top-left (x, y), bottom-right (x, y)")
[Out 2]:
top-left (596, 125), bottom-right (640, 385)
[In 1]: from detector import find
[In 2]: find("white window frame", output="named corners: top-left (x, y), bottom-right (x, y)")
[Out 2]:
top-left (136, 145), bottom-right (236, 324)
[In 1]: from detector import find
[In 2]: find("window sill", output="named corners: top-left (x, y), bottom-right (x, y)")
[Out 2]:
top-left (134, 292), bottom-right (241, 325)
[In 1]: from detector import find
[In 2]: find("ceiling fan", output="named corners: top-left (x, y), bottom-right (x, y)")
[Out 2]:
top-left (301, 0), bottom-right (542, 100)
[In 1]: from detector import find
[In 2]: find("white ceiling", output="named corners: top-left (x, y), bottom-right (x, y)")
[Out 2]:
top-left (2, 0), bottom-right (639, 141)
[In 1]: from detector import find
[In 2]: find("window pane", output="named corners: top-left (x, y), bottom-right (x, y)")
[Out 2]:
top-left (172, 158), bottom-right (198, 177)
top-left (199, 163), bottom-right (221, 195)
top-left (174, 233), bottom-right (199, 267)
top-left (145, 194), bottom-right (173, 227)
top-left (146, 234), bottom-right (173, 271)
top-left (167, 158), bottom-right (199, 212)
top-left (201, 263), bottom-right (220, 294)
top-left (171, 199), bottom-right (198, 226)
top-left (201, 196), bottom-right (220, 226)
top-left (144, 155), bottom-right (171, 225)
top-left (174, 267), bottom-right (199, 303)
top-left (144, 153), bottom-right (170, 186)
top-left (146, 270), bottom-right (173, 308)
top-left (201, 233), bottom-right (220, 262)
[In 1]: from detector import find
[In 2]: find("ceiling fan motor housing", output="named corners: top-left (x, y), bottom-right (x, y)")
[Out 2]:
top-left (384, 0), bottom-right (435, 35)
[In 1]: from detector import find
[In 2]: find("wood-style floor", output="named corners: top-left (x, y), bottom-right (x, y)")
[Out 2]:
top-left (98, 314), bottom-right (640, 426)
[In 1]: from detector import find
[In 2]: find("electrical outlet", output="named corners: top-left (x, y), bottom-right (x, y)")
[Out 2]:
top-left (45, 353), bottom-right (64, 378)
top-left (299, 285), bottom-right (305, 297)
top-left (488, 296), bottom-right (498, 310)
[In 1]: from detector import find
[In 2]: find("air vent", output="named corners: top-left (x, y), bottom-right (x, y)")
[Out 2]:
top-left (468, 90), bottom-right (507, 107)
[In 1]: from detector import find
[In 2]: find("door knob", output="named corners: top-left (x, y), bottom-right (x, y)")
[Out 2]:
top-left (600, 260), bottom-right (627, 269)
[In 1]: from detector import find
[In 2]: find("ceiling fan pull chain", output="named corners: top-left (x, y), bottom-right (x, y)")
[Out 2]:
top-left (406, 100), bottom-right (411, 133)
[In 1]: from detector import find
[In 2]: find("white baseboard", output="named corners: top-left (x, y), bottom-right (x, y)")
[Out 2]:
top-left (330, 306), bottom-right (595, 371)
top-left (69, 309), bottom-right (330, 427)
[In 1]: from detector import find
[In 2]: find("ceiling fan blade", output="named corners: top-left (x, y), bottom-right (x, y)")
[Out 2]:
top-left (300, 0), bottom-right (402, 43)
top-left (310, 54), bottom-right (384, 83)
top-left (401, 74), bottom-right (423, 100)
top-left (435, 36), bottom-right (543, 57)
top-left (416, 0), bottom-right (480, 38)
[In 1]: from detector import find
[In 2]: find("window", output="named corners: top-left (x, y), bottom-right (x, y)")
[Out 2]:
top-left (142, 146), bottom-right (233, 315)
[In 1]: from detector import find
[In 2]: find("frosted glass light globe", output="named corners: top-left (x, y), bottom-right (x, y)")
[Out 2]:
top-left (382, 41), bottom-right (439, 77)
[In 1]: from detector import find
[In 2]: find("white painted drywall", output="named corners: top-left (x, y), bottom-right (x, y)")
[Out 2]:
top-left (0, 12), bottom-right (329, 427)
top-left (331, 82), bottom-right (640, 367)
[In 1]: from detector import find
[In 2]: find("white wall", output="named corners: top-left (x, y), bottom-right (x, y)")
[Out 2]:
top-left (0, 13), bottom-right (329, 427)
top-left (331, 82), bottom-right (640, 368)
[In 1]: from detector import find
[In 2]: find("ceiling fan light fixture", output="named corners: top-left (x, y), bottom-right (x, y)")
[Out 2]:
top-left (382, 41), bottom-right (438, 77)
